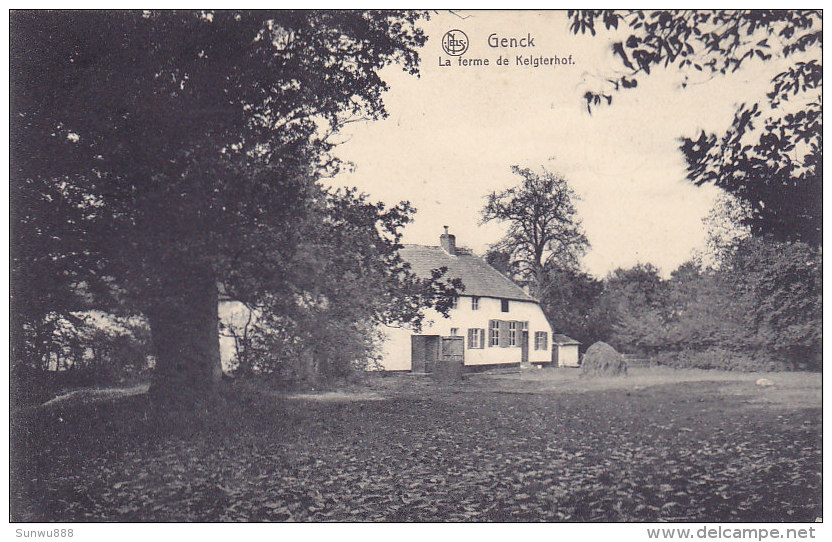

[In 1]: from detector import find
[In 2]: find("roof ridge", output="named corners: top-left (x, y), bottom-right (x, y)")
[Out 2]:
top-left (398, 244), bottom-right (538, 303)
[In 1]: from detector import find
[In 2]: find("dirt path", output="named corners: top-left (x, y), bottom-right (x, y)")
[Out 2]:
top-left (26, 367), bottom-right (820, 410)
top-left (361, 367), bottom-right (821, 410)
top-left (38, 383), bottom-right (150, 409)
top-left (283, 390), bottom-right (387, 402)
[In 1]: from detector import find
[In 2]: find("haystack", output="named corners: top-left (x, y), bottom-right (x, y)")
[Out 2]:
top-left (581, 341), bottom-right (627, 376)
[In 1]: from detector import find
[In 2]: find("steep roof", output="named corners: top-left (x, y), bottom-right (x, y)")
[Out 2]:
top-left (553, 334), bottom-right (580, 345)
top-left (400, 244), bottom-right (537, 303)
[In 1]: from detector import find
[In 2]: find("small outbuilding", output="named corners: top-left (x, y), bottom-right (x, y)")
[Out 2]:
top-left (552, 334), bottom-right (581, 367)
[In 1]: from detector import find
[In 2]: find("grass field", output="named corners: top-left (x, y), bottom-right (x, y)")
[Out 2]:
top-left (10, 367), bottom-right (822, 522)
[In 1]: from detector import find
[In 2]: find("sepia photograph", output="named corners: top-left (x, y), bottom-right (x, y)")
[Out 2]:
top-left (7, 7), bottom-right (823, 530)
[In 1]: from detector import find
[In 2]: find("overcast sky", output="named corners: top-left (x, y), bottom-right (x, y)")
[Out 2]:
top-left (329, 11), bottom-right (794, 278)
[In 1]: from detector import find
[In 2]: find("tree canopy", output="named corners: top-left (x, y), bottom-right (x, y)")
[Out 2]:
top-left (10, 10), bottom-right (455, 399)
top-left (568, 10), bottom-right (821, 245)
top-left (481, 165), bottom-right (588, 296)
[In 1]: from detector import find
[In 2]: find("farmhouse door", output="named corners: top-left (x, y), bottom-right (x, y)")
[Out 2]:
top-left (424, 335), bottom-right (441, 373)
top-left (411, 335), bottom-right (441, 373)
top-left (440, 336), bottom-right (464, 363)
top-left (521, 331), bottom-right (529, 365)
top-left (436, 336), bottom-right (465, 379)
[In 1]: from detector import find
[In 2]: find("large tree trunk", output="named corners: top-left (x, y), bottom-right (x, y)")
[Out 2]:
top-left (147, 270), bottom-right (222, 405)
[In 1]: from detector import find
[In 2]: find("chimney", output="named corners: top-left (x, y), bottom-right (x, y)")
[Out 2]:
top-left (440, 225), bottom-right (456, 255)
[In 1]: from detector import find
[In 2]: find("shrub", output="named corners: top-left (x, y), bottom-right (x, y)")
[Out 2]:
top-left (14, 311), bottom-right (152, 389)
top-left (222, 303), bottom-right (384, 388)
top-left (651, 348), bottom-right (792, 372)
top-left (581, 341), bottom-right (627, 376)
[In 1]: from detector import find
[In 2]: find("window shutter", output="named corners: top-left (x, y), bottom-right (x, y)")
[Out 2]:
top-left (468, 329), bottom-right (474, 349)
top-left (499, 320), bottom-right (509, 347)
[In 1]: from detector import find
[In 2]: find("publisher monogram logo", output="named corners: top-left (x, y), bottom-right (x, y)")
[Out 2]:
top-left (441, 29), bottom-right (468, 56)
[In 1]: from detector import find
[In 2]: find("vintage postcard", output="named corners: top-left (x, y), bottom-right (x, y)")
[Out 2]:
top-left (8, 8), bottom-right (822, 534)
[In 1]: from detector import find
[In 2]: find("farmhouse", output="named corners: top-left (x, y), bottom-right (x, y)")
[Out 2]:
top-left (379, 228), bottom-right (554, 371)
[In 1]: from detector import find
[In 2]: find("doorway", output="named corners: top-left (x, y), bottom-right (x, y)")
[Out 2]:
top-left (521, 330), bottom-right (529, 365)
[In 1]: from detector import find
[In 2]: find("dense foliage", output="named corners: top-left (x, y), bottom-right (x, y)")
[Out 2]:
top-left (11, 312), bottom-right (153, 407)
top-left (546, 237), bottom-right (822, 371)
top-left (537, 266), bottom-right (608, 348)
top-left (10, 10), bottom-right (462, 396)
top-left (552, 10), bottom-right (822, 370)
top-left (221, 188), bottom-right (462, 381)
top-left (568, 9), bottom-right (822, 245)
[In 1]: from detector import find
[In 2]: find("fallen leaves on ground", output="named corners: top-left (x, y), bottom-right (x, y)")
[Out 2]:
top-left (10, 378), bottom-right (821, 522)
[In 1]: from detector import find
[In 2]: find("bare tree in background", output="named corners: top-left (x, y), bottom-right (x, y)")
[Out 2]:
top-left (481, 165), bottom-right (588, 297)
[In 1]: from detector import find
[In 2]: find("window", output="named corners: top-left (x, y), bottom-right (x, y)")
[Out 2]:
top-left (451, 297), bottom-right (459, 309)
top-left (501, 299), bottom-right (509, 312)
top-left (534, 331), bottom-right (549, 351)
top-left (521, 321), bottom-right (529, 331)
top-left (508, 321), bottom-right (517, 346)
top-left (468, 328), bottom-right (485, 349)
top-left (489, 320), bottom-right (500, 347)
top-left (450, 328), bottom-right (459, 336)
top-left (471, 296), bottom-right (480, 310)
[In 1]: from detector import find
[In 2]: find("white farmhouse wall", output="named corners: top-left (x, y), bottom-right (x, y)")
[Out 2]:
top-left (378, 295), bottom-right (553, 370)
top-left (378, 325), bottom-right (417, 371)
top-left (556, 344), bottom-right (580, 367)
top-left (218, 300), bottom-right (254, 372)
